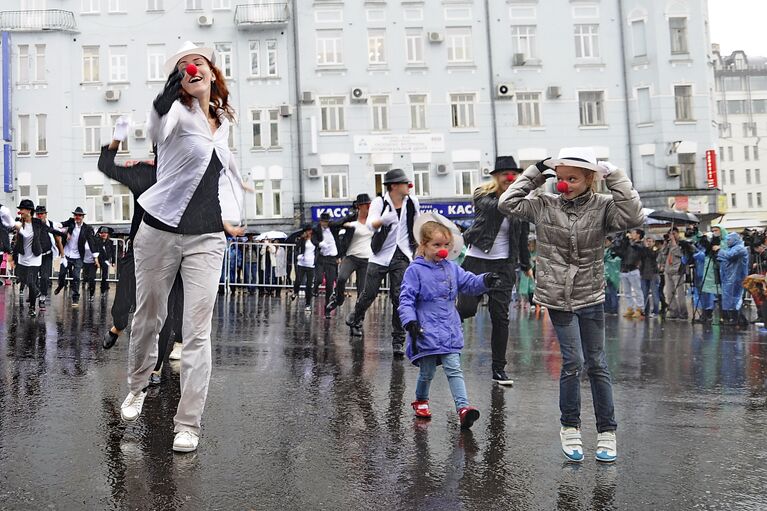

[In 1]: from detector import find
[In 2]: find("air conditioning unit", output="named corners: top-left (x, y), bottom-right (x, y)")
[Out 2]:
top-left (512, 53), bottom-right (526, 66)
top-left (102, 195), bottom-right (113, 204)
top-left (306, 167), bottom-right (320, 178)
top-left (279, 104), bottom-right (291, 117)
top-left (197, 15), bottom-right (213, 26)
top-left (481, 167), bottom-right (492, 177)
top-left (133, 127), bottom-right (146, 139)
top-left (350, 87), bottom-right (368, 102)
top-left (104, 89), bottom-right (120, 102)
top-left (428, 32), bottom-right (444, 43)
top-left (435, 164), bottom-right (448, 175)
top-left (666, 165), bottom-right (681, 177)
top-left (301, 91), bottom-right (315, 104)
top-left (546, 86), bottom-right (562, 99)
top-left (496, 83), bottom-right (514, 99)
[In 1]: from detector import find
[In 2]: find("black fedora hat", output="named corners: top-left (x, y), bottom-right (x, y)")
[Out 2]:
top-left (492, 155), bottom-right (523, 174)
top-left (17, 199), bottom-right (34, 211)
top-left (72, 206), bottom-right (86, 216)
top-left (355, 193), bottom-right (372, 205)
top-left (383, 168), bottom-right (410, 184)
top-left (34, 205), bottom-right (47, 214)
top-left (319, 212), bottom-right (331, 221)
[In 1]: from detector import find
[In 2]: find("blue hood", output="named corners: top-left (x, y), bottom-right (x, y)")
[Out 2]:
top-left (727, 232), bottom-right (743, 248)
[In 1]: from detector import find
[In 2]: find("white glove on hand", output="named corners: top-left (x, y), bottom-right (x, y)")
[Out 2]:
top-left (381, 210), bottom-right (399, 226)
top-left (596, 161), bottom-right (619, 179)
top-left (112, 116), bottom-right (130, 142)
top-left (61, 259), bottom-right (68, 269)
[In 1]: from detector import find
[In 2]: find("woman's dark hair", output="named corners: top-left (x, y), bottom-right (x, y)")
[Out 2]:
top-left (178, 57), bottom-right (235, 123)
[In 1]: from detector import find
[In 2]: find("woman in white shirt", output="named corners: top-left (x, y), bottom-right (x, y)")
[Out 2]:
top-left (119, 42), bottom-right (246, 454)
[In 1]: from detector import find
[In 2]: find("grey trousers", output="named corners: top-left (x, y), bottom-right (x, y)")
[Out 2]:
top-left (128, 222), bottom-right (226, 435)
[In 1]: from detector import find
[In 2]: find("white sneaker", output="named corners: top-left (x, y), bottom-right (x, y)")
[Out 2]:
top-left (120, 390), bottom-right (147, 422)
top-left (168, 342), bottom-right (183, 361)
top-left (560, 426), bottom-right (584, 462)
top-left (595, 431), bottom-right (617, 463)
top-left (173, 431), bottom-right (199, 453)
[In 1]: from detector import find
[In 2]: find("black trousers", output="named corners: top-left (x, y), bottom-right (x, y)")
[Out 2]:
top-left (349, 249), bottom-right (409, 345)
top-left (457, 256), bottom-right (516, 371)
top-left (313, 255), bottom-right (338, 302)
top-left (58, 257), bottom-right (84, 301)
top-left (100, 261), bottom-right (110, 291)
top-left (82, 262), bottom-right (97, 297)
top-left (335, 255), bottom-right (368, 306)
top-left (111, 249), bottom-right (136, 331)
top-left (293, 265), bottom-right (314, 306)
top-left (16, 264), bottom-right (40, 306)
top-left (38, 253), bottom-right (53, 297)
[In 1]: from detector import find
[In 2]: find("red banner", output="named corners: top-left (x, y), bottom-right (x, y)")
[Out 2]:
top-left (706, 149), bottom-right (718, 189)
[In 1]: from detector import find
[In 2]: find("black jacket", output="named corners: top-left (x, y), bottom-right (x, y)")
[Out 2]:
top-left (463, 189), bottom-right (531, 271)
top-left (333, 212), bottom-right (359, 258)
top-left (614, 237), bottom-right (642, 272)
top-left (13, 218), bottom-right (59, 261)
top-left (639, 246), bottom-right (659, 280)
top-left (311, 223), bottom-right (342, 258)
top-left (60, 219), bottom-right (98, 260)
top-left (294, 237), bottom-right (319, 263)
top-left (95, 237), bottom-right (116, 265)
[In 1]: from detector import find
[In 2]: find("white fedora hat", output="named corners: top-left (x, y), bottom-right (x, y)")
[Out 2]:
top-left (413, 211), bottom-right (465, 260)
top-left (164, 41), bottom-right (216, 77)
top-left (548, 146), bottom-right (601, 172)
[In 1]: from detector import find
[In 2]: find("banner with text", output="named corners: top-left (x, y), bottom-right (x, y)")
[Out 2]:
top-left (311, 201), bottom-right (474, 221)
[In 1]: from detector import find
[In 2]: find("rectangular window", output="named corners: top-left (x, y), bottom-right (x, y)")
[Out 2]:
top-left (317, 30), bottom-right (343, 66)
top-left (82, 46), bottom-right (100, 82)
top-left (113, 183), bottom-right (132, 222)
top-left (368, 29), bottom-right (386, 65)
top-left (631, 20), bottom-right (646, 57)
top-left (405, 30), bottom-right (424, 64)
top-left (574, 24), bottom-right (599, 59)
top-left (373, 164), bottom-right (390, 197)
top-left (748, 193), bottom-right (754, 208)
top-left (754, 146), bottom-right (760, 160)
top-left (719, 146), bottom-right (724, 161)
top-left (454, 162), bottom-right (477, 195)
top-left (745, 146), bottom-right (751, 161)
top-left (516, 92), bottom-right (541, 127)
top-left (185, 0), bottom-right (201, 9)
top-left (756, 169), bottom-right (762, 184)
top-left (758, 192), bottom-right (763, 208)
top-left (728, 146), bottom-right (733, 161)
top-left (446, 27), bottom-right (473, 63)
top-left (266, 40), bottom-right (278, 76)
top-left (578, 91), bottom-right (605, 126)
top-left (82, 0), bottom-right (100, 14)
top-left (320, 97), bottom-right (345, 132)
top-left (746, 169), bottom-right (752, 185)
top-left (109, 114), bottom-right (128, 152)
top-left (253, 181), bottom-right (265, 217)
top-left (17, 114), bottom-right (30, 155)
top-left (315, 9), bottom-right (343, 23)
top-left (212, 0), bottom-right (231, 8)
top-left (33, 44), bottom-right (45, 81)
top-left (366, 9), bottom-right (386, 23)
top-left (35, 113), bottom-right (47, 154)
top-left (147, 0), bottom-right (163, 11)
top-left (450, 93), bottom-right (476, 129)
top-left (322, 166), bottom-right (348, 200)
top-left (637, 87), bottom-right (651, 124)
top-left (85, 185), bottom-right (104, 223)
top-left (108, 45), bottom-right (128, 82)
top-left (271, 180), bottom-right (282, 217)
top-left (249, 41), bottom-right (260, 76)
top-left (403, 8), bottom-right (423, 22)
top-left (674, 85), bottom-right (693, 121)
top-left (669, 17), bottom-right (688, 54)
top-left (729, 169), bottom-right (735, 185)
top-left (251, 110), bottom-right (263, 148)
top-left (409, 94), bottom-right (427, 131)
top-left (413, 163), bottom-right (430, 196)
top-left (511, 25), bottom-right (536, 60)
top-left (228, 125), bottom-right (236, 152)
top-left (215, 43), bottom-right (233, 79)
top-left (18, 185), bottom-right (30, 200)
top-left (371, 95), bottom-right (389, 132)
top-left (109, 0), bottom-right (127, 12)
top-left (268, 109), bottom-right (279, 147)
top-left (37, 185), bottom-right (47, 208)
top-left (18, 45), bottom-right (29, 83)
top-left (83, 115), bottom-right (102, 154)
top-left (731, 193), bottom-right (737, 208)
top-left (147, 44), bottom-right (165, 81)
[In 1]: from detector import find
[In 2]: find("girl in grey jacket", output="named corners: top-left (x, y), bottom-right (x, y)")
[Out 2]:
top-left (499, 147), bottom-right (644, 464)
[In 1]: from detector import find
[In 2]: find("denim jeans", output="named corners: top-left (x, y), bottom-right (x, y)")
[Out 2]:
top-left (548, 304), bottom-right (617, 433)
top-left (620, 269), bottom-right (644, 309)
top-left (415, 353), bottom-right (469, 411)
top-left (641, 276), bottom-right (660, 314)
top-left (604, 281), bottom-right (619, 314)
top-left (58, 257), bottom-right (84, 301)
top-left (334, 255), bottom-right (368, 306)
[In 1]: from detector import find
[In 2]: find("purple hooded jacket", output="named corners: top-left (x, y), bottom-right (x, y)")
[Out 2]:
top-left (398, 256), bottom-right (488, 365)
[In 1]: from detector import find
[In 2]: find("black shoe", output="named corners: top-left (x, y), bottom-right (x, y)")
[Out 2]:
top-left (28, 309), bottom-right (37, 318)
top-left (392, 343), bottom-right (405, 357)
top-left (54, 285), bottom-right (63, 295)
top-left (325, 297), bottom-right (338, 315)
top-left (492, 369), bottom-right (514, 386)
top-left (103, 330), bottom-right (119, 350)
top-left (38, 299), bottom-right (46, 311)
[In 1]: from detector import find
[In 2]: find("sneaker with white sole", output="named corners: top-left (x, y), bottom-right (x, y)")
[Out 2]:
top-left (120, 390), bottom-right (147, 422)
top-left (595, 431), bottom-right (617, 463)
top-left (560, 426), bottom-right (584, 462)
top-left (168, 342), bottom-right (183, 361)
top-left (173, 431), bottom-right (199, 453)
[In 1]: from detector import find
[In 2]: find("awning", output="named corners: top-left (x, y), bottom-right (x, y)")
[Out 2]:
top-left (714, 213), bottom-right (767, 230)
top-left (677, 140), bottom-right (698, 154)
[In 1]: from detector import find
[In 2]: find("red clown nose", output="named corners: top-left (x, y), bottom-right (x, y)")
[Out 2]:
top-left (556, 181), bottom-right (570, 194)
top-left (185, 63), bottom-right (198, 77)
top-left (437, 249), bottom-right (449, 259)
top-left (507, 174), bottom-right (516, 183)
top-left (408, 182), bottom-right (414, 189)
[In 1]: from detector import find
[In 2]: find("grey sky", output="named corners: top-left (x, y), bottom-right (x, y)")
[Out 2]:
top-left (708, 0), bottom-right (767, 56)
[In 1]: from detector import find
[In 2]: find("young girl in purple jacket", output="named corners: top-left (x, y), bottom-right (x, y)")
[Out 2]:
top-left (398, 220), bottom-right (501, 429)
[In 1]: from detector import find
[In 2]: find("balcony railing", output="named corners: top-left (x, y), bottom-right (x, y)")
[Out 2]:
top-left (0, 10), bottom-right (78, 32)
top-left (234, 3), bottom-right (289, 29)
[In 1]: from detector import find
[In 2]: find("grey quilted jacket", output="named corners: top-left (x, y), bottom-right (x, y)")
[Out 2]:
top-left (498, 165), bottom-right (645, 311)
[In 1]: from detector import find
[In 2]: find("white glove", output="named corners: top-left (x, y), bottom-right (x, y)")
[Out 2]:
top-left (381, 210), bottom-right (399, 226)
top-left (61, 259), bottom-right (68, 269)
top-left (541, 168), bottom-right (557, 180)
top-left (596, 161), bottom-right (619, 179)
top-left (112, 116), bottom-right (130, 142)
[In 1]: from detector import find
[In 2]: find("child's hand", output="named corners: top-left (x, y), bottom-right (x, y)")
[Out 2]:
top-left (596, 161), bottom-right (619, 179)
top-left (483, 272), bottom-right (503, 288)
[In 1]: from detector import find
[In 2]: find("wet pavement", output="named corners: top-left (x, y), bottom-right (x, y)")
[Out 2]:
top-left (1, 286), bottom-right (766, 510)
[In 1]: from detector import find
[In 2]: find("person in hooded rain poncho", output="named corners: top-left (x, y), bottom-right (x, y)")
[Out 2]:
top-left (717, 231), bottom-right (749, 325)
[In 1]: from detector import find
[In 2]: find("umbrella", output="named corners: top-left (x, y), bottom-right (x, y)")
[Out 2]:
top-left (255, 230), bottom-right (287, 241)
top-left (645, 208), bottom-right (699, 224)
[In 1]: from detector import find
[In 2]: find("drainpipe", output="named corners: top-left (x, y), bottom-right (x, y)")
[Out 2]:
top-left (2, 31), bottom-right (13, 194)
top-left (616, 0), bottom-right (634, 181)
top-left (483, 0), bottom-right (499, 160)
top-left (290, 0), bottom-right (306, 224)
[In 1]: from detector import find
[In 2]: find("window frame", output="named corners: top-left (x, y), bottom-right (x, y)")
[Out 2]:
top-left (578, 90), bottom-right (606, 126)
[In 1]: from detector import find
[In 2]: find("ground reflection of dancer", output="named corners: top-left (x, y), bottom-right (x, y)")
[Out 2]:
top-left (118, 42), bottom-right (247, 453)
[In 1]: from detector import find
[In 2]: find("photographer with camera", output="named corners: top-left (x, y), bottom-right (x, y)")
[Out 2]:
top-left (717, 231), bottom-right (749, 326)
top-left (691, 226), bottom-right (723, 324)
top-left (659, 227), bottom-right (689, 320)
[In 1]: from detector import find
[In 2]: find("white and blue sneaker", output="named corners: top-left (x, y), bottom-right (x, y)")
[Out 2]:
top-left (595, 431), bottom-right (617, 463)
top-left (560, 426), bottom-right (584, 462)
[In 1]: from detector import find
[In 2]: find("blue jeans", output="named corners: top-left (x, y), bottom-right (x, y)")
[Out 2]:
top-left (548, 304), bottom-right (617, 433)
top-left (604, 281), bottom-right (619, 314)
top-left (641, 276), bottom-right (660, 314)
top-left (415, 353), bottom-right (469, 411)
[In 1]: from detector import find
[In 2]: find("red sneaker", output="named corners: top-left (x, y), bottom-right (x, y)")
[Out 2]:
top-left (458, 406), bottom-right (480, 429)
top-left (411, 400), bottom-right (431, 418)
